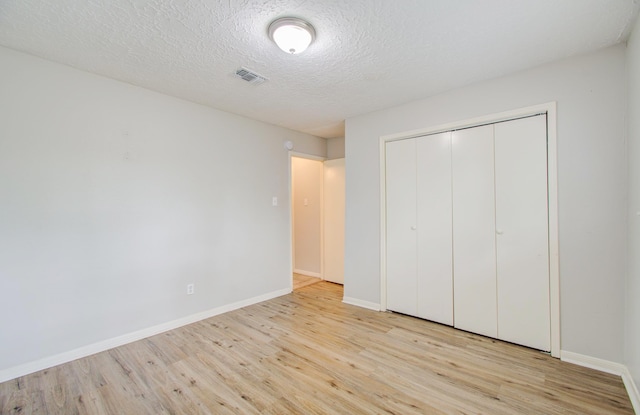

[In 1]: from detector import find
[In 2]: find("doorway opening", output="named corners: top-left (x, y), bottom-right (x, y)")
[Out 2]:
top-left (290, 154), bottom-right (345, 291)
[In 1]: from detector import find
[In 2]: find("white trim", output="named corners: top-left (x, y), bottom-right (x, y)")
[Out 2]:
top-left (379, 136), bottom-right (388, 311)
top-left (0, 287), bottom-right (291, 383)
top-left (561, 350), bottom-right (640, 413)
top-left (293, 269), bottom-right (322, 278)
top-left (343, 297), bottom-right (381, 311)
top-left (561, 350), bottom-right (628, 375)
top-left (622, 367), bottom-right (640, 414)
top-left (288, 151), bottom-right (294, 292)
top-left (320, 158), bottom-right (325, 281)
top-left (546, 102), bottom-right (561, 358)
top-left (289, 151), bottom-right (325, 161)
top-left (379, 102), bottom-right (560, 358)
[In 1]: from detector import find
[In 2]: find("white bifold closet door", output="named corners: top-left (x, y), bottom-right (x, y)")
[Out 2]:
top-left (386, 138), bottom-right (418, 316)
top-left (451, 125), bottom-right (498, 338)
top-left (386, 133), bottom-right (453, 324)
top-left (416, 133), bottom-right (453, 325)
top-left (386, 114), bottom-right (549, 352)
top-left (494, 115), bottom-right (550, 351)
top-left (451, 116), bottom-right (549, 348)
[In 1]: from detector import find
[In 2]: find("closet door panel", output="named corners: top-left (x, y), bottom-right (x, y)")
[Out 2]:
top-left (386, 139), bottom-right (418, 316)
top-left (495, 115), bottom-right (550, 351)
top-left (452, 125), bottom-right (497, 338)
top-left (416, 132), bottom-right (453, 325)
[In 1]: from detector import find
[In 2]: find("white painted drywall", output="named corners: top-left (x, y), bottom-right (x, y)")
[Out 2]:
top-left (345, 44), bottom-right (627, 363)
top-left (291, 157), bottom-right (323, 276)
top-left (0, 46), bottom-right (326, 373)
top-left (626, 12), bottom-right (640, 393)
top-left (327, 137), bottom-right (346, 160)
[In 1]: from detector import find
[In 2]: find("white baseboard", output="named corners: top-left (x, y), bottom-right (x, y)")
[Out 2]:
top-left (342, 296), bottom-right (381, 311)
top-left (293, 269), bottom-right (322, 278)
top-left (561, 350), bottom-right (627, 375)
top-left (0, 287), bottom-right (291, 384)
top-left (622, 366), bottom-right (640, 414)
top-left (561, 350), bottom-right (639, 414)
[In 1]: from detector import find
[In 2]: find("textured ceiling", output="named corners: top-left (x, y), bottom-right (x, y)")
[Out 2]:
top-left (0, 0), bottom-right (638, 138)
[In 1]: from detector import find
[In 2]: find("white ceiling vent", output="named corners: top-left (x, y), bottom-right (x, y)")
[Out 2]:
top-left (234, 68), bottom-right (267, 84)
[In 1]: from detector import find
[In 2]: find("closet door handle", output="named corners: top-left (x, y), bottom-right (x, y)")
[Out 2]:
top-left (496, 229), bottom-right (504, 235)
top-left (411, 226), bottom-right (417, 230)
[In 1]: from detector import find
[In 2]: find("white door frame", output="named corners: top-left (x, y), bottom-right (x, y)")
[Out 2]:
top-left (378, 102), bottom-right (560, 357)
top-left (289, 151), bottom-right (326, 290)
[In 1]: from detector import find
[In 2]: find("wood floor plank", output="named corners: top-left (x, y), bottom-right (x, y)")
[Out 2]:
top-left (0, 282), bottom-right (633, 414)
top-left (171, 356), bottom-right (256, 415)
top-left (74, 388), bottom-right (109, 415)
top-left (292, 273), bottom-right (322, 290)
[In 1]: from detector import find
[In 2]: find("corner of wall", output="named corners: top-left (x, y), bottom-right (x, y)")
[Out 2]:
top-left (625, 9), bottom-right (640, 415)
top-left (561, 351), bottom-right (639, 413)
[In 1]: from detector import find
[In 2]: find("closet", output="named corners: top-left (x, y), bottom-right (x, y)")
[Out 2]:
top-left (385, 114), bottom-right (550, 352)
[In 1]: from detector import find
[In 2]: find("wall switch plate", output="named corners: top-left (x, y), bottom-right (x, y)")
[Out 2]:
top-left (272, 197), bottom-right (278, 206)
top-left (187, 283), bottom-right (194, 295)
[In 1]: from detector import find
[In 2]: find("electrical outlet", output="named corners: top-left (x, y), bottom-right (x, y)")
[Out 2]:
top-left (187, 283), bottom-right (194, 295)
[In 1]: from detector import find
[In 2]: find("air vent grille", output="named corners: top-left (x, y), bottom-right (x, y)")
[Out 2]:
top-left (235, 67), bottom-right (268, 84)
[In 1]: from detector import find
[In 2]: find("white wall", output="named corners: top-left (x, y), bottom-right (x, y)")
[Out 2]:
top-left (291, 157), bottom-right (323, 276)
top-left (345, 45), bottom-right (627, 363)
top-left (0, 46), bottom-right (326, 374)
top-left (327, 137), bottom-right (345, 160)
top-left (626, 13), bottom-right (640, 392)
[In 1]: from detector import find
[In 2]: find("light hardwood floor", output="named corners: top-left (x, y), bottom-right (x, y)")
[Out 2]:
top-left (292, 273), bottom-right (322, 290)
top-left (0, 282), bottom-right (634, 414)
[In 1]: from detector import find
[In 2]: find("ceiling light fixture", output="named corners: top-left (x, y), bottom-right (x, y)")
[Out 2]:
top-left (268, 17), bottom-right (316, 55)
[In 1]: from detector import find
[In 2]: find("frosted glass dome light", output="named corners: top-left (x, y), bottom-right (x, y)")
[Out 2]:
top-left (268, 17), bottom-right (316, 55)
